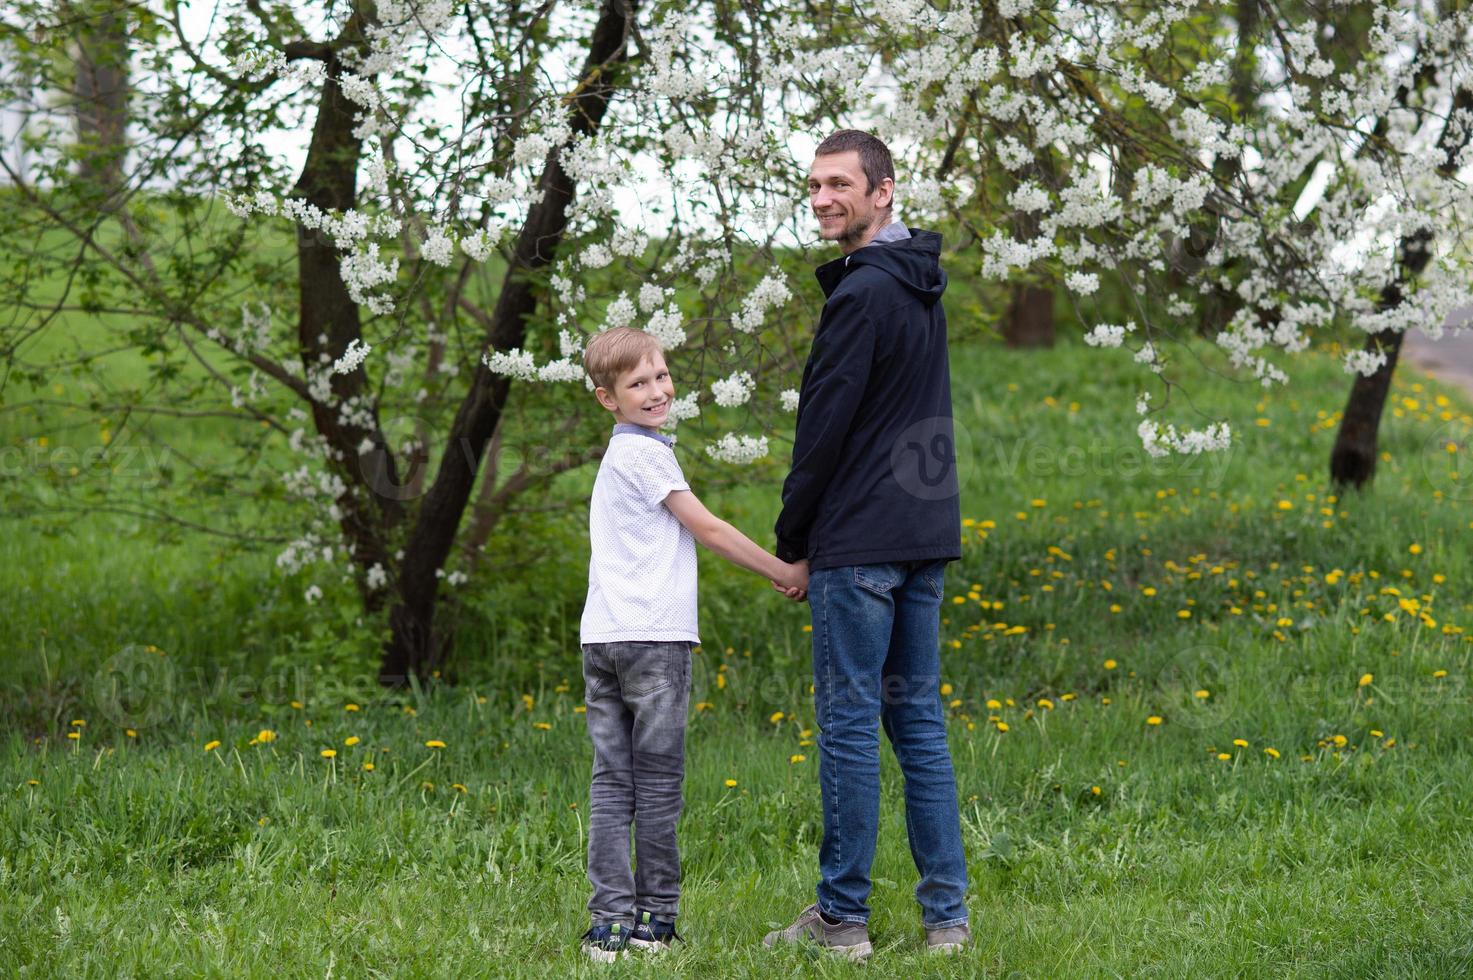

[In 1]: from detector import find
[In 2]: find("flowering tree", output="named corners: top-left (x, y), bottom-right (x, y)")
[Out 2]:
top-left (3, 0), bottom-right (1470, 681)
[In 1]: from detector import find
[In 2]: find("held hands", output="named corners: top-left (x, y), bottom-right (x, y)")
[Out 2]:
top-left (770, 558), bottom-right (809, 602)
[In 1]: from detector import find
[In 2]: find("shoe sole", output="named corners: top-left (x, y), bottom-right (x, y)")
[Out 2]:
top-left (927, 942), bottom-right (965, 954)
top-left (584, 946), bottom-right (623, 963)
top-left (838, 941), bottom-right (872, 961)
top-left (627, 938), bottom-right (671, 953)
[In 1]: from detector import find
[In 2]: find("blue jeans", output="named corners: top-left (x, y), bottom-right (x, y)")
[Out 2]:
top-left (809, 560), bottom-right (969, 928)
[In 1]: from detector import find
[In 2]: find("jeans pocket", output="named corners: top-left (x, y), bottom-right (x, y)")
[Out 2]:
top-left (920, 560), bottom-right (946, 600)
top-left (854, 562), bottom-right (906, 597)
top-left (621, 644), bottom-right (677, 698)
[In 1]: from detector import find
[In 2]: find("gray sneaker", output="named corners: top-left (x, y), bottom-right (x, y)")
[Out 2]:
top-left (925, 922), bottom-right (970, 953)
top-left (762, 904), bottom-right (872, 961)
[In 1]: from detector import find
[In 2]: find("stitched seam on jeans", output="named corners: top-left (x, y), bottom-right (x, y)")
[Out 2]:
top-left (821, 569), bottom-right (841, 879)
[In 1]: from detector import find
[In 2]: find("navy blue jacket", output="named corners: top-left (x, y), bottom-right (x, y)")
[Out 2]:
top-left (775, 229), bottom-right (962, 570)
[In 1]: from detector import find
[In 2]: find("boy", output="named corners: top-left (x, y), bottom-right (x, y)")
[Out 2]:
top-left (578, 326), bottom-right (808, 962)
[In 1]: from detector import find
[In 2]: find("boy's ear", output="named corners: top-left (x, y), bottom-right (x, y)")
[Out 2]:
top-left (594, 386), bottom-right (618, 413)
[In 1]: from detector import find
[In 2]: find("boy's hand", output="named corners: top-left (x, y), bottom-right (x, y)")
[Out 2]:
top-left (771, 559), bottom-right (809, 602)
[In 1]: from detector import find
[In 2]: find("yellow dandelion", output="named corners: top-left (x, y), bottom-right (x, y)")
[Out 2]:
top-left (257, 729), bottom-right (277, 743)
top-left (1038, 698), bottom-right (1054, 710)
top-left (125, 729), bottom-right (137, 738)
top-left (995, 721), bottom-right (1010, 733)
top-left (344, 736), bottom-right (360, 746)
top-left (452, 783), bottom-right (468, 793)
top-left (1232, 738), bottom-right (1249, 748)
top-left (1177, 609), bottom-right (1191, 619)
top-left (1194, 689), bottom-right (1210, 699)
top-left (1091, 786), bottom-right (1102, 796)
top-left (1433, 669), bottom-right (1448, 678)
top-left (320, 749), bottom-right (336, 758)
top-left (1332, 734), bottom-right (1348, 747)
top-left (345, 703), bottom-right (360, 712)
top-left (940, 683), bottom-right (954, 696)
top-left (1358, 673), bottom-right (1373, 688)
top-left (1104, 659), bottom-right (1118, 670)
top-left (725, 778), bottom-right (738, 788)
top-left (363, 762), bottom-right (375, 772)
top-left (769, 711), bottom-right (785, 724)
top-left (1217, 752), bottom-right (1231, 761)
top-left (66, 732), bottom-right (81, 741)
top-left (1409, 543), bottom-right (1423, 555)
top-left (1263, 747), bottom-right (1280, 759)
top-left (533, 722), bottom-right (552, 731)
top-left (1146, 716), bottom-right (1163, 726)
top-left (425, 739), bottom-right (446, 748)
top-left (789, 754), bottom-right (806, 764)
top-left (290, 700), bottom-right (304, 710)
top-left (1370, 729), bottom-right (1384, 738)
top-left (203, 740), bottom-right (220, 751)
top-left (70, 719), bottom-right (86, 727)
top-left (986, 698), bottom-right (1002, 710)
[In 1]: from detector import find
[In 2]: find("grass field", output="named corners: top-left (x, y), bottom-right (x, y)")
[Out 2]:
top-left (4, 334), bottom-right (1473, 976)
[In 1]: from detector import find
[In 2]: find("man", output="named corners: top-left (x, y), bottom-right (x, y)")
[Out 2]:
top-left (762, 130), bottom-right (970, 960)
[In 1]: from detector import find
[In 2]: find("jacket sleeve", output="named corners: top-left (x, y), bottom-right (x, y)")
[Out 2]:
top-left (774, 288), bottom-right (876, 562)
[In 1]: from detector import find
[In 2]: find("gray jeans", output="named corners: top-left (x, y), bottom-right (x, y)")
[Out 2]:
top-left (582, 641), bottom-right (691, 926)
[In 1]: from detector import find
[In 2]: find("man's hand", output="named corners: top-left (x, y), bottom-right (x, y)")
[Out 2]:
top-left (771, 559), bottom-right (810, 602)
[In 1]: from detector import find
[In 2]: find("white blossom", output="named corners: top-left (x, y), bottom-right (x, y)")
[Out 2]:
top-left (333, 338), bottom-right (372, 375)
top-left (705, 433), bottom-right (769, 464)
top-left (710, 370), bottom-right (755, 407)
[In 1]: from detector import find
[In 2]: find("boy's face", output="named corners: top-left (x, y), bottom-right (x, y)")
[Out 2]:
top-left (596, 352), bottom-right (676, 429)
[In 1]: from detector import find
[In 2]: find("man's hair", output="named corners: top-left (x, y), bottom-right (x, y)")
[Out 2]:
top-left (814, 129), bottom-right (895, 198)
top-left (583, 326), bottom-right (663, 391)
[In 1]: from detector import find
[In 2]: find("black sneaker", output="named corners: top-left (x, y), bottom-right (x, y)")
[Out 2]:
top-left (581, 922), bottom-right (630, 963)
top-left (629, 910), bottom-right (681, 952)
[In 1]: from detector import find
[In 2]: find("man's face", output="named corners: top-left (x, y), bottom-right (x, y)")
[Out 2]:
top-left (808, 151), bottom-right (894, 253)
top-left (597, 352), bottom-right (676, 429)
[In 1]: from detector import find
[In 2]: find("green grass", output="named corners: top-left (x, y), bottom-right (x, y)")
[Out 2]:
top-left (5, 334), bottom-right (1473, 976)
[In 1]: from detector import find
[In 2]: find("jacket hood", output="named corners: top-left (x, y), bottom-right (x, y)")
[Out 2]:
top-left (816, 228), bottom-right (947, 305)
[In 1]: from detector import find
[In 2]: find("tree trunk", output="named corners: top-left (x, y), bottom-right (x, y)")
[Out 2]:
top-left (288, 15), bottom-right (404, 610)
top-left (1003, 283), bottom-right (1055, 348)
top-left (1328, 85), bottom-right (1473, 488)
top-left (378, 0), bottom-right (636, 686)
top-left (71, 0), bottom-right (129, 208)
top-left (1329, 231), bottom-right (1430, 488)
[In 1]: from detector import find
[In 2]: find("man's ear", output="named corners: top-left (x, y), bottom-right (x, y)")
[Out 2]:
top-left (875, 176), bottom-right (895, 210)
top-left (595, 386), bottom-right (618, 412)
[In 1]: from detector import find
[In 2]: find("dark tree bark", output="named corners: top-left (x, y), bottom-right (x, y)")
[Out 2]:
top-left (1002, 283), bottom-right (1055, 348)
top-left (378, 0), bottom-right (637, 685)
top-left (1328, 234), bottom-right (1427, 488)
top-left (1329, 84), bottom-right (1473, 488)
top-left (70, 0), bottom-right (130, 207)
top-left (285, 9), bottom-right (404, 610)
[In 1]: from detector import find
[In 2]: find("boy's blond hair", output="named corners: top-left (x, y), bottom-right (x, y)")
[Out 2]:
top-left (583, 327), bottom-right (663, 391)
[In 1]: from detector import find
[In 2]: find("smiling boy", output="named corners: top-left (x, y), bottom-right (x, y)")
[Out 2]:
top-left (577, 326), bottom-right (808, 961)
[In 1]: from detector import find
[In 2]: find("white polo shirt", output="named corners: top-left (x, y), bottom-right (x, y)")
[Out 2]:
top-left (580, 424), bottom-right (700, 645)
